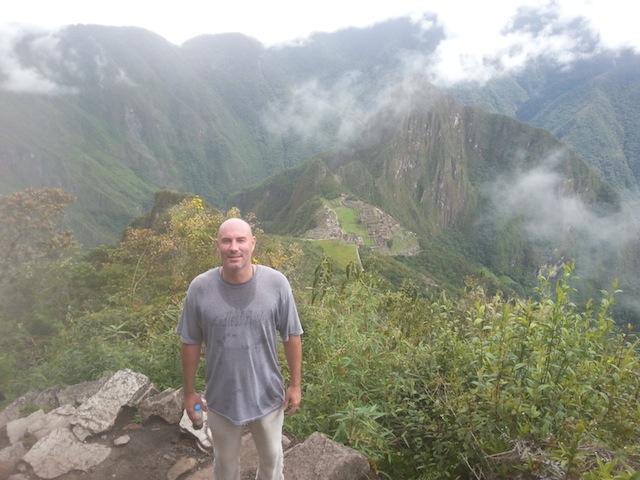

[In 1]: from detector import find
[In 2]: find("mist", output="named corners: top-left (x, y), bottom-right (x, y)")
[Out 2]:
top-left (488, 151), bottom-right (640, 317)
top-left (261, 0), bottom-right (638, 146)
top-left (0, 24), bottom-right (74, 94)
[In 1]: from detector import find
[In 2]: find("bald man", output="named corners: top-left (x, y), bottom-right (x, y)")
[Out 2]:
top-left (177, 218), bottom-right (303, 480)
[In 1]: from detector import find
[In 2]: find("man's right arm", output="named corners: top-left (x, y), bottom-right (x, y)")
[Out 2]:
top-left (181, 342), bottom-right (205, 420)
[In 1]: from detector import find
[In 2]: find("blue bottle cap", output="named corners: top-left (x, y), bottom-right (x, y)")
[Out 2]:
top-left (194, 404), bottom-right (202, 411)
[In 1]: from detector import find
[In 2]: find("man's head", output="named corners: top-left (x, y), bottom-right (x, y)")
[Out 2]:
top-left (216, 218), bottom-right (256, 282)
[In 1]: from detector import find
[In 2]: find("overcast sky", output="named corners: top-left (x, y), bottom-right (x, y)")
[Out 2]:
top-left (3, 0), bottom-right (639, 50)
top-left (1, 0), bottom-right (638, 91)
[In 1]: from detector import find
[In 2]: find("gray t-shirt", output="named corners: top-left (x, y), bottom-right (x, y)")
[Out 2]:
top-left (176, 265), bottom-right (303, 425)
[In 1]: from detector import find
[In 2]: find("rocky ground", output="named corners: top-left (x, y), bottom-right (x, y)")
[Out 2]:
top-left (1, 369), bottom-right (373, 480)
top-left (1, 405), bottom-right (309, 480)
top-left (69, 408), bottom-right (206, 480)
top-left (1, 407), bottom-right (199, 480)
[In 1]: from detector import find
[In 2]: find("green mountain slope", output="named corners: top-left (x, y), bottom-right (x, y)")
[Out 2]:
top-left (230, 83), bottom-right (623, 298)
top-left (451, 52), bottom-right (640, 192)
top-left (0, 26), bottom-right (309, 245)
top-left (2, 21), bottom-right (638, 248)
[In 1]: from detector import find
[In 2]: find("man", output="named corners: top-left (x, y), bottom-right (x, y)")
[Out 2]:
top-left (177, 218), bottom-right (303, 480)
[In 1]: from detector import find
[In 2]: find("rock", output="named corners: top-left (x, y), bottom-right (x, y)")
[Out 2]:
top-left (0, 403), bottom-right (21, 431)
top-left (7, 474), bottom-right (29, 480)
top-left (167, 456), bottom-right (198, 480)
top-left (28, 404), bottom-right (76, 440)
top-left (56, 378), bottom-right (107, 407)
top-left (32, 386), bottom-right (63, 411)
top-left (113, 434), bottom-right (130, 446)
top-left (139, 387), bottom-right (184, 424)
top-left (0, 370), bottom-right (375, 480)
top-left (0, 390), bottom-right (42, 430)
top-left (22, 428), bottom-right (111, 479)
top-left (6, 410), bottom-right (45, 444)
top-left (284, 432), bottom-right (371, 480)
top-left (183, 465), bottom-right (213, 480)
top-left (71, 369), bottom-right (155, 439)
top-left (0, 441), bottom-right (26, 463)
top-left (0, 459), bottom-right (17, 479)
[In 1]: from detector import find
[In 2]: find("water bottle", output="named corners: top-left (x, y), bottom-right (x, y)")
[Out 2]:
top-left (192, 403), bottom-right (204, 430)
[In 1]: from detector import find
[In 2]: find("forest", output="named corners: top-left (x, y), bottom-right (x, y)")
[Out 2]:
top-left (1, 188), bottom-right (639, 479)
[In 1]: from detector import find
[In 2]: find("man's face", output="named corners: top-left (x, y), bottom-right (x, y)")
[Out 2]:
top-left (215, 220), bottom-right (256, 273)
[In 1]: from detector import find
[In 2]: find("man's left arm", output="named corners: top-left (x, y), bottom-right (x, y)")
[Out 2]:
top-left (282, 334), bottom-right (302, 416)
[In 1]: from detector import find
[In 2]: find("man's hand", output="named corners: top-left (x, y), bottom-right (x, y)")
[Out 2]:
top-left (184, 390), bottom-right (206, 423)
top-left (282, 384), bottom-right (301, 416)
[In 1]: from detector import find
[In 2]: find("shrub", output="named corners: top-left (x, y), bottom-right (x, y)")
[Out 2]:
top-left (294, 264), bottom-right (640, 479)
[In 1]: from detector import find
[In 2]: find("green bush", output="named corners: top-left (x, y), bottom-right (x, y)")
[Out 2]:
top-left (293, 264), bottom-right (640, 479)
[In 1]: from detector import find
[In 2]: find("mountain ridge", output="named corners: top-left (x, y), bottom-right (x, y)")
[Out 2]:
top-left (1, 20), bottom-right (639, 313)
top-left (1, 21), bottom-right (638, 246)
top-left (229, 81), bottom-right (623, 296)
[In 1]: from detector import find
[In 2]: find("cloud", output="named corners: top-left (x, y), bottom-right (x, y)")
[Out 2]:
top-left (396, 0), bottom-right (639, 87)
top-left (488, 151), bottom-right (640, 286)
top-left (264, 0), bottom-right (639, 143)
top-left (262, 72), bottom-right (373, 146)
top-left (490, 153), bottom-right (584, 239)
top-left (0, 24), bottom-right (75, 94)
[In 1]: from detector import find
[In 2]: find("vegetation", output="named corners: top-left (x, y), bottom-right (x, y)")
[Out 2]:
top-left (1, 188), bottom-right (639, 479)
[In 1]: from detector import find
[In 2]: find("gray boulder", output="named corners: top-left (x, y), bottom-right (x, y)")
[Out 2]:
top-left (71, 369), bottom-right (155, 440)
top-left (139, 387), bottom-right (184, 424)
top-left (22, 428), bottom-right (111, 479)
top-left (284, 432), bottom-right (371, 480)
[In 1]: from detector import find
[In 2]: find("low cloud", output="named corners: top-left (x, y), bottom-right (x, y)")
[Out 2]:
top-left (423, 0), bottom-right (640, 87)
top-left (487, 152), bottom-right (640, 293)
top-left (0, 24), bottom-right (75, 94)
top-left (264, 1), bottom-right (637, 144)
top-left (262, 73), bottom-right (367, 146)
top-left (492, 159), bottom-right (638, 249)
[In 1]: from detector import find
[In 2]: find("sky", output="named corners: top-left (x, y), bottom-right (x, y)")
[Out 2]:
top-left (2, 0), bottom-right (639, 50)
top-left (3, 0), bottom-right (639, 90)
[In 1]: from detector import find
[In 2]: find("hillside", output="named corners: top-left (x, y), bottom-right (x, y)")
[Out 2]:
top-left (450, 52), bottom-right (640, 192)
top-left (2, 19), bottom-right (640, 320)
top-left (2, 20), bottom-right (639, 247)
top-left (230, 82), bottom-right (633, 301)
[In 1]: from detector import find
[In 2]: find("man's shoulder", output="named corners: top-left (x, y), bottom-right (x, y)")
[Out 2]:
top-left (189, 268), bottom-right (218, 289)
top-left (257, 265), bottom-right (289, 282)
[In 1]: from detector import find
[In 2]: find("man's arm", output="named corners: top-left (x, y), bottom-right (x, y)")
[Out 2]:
top-left (181, 342), bottom-right (205, 421)
top-left (282, 335), bottom-right (302, 416)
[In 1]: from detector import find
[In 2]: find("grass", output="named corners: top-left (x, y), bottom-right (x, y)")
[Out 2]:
top-left (314, 239), bottom-right (361, 270)
top-left (329, 200), bottom-right (374, 246)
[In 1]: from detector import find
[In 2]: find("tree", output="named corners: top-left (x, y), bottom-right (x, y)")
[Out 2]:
top-left (0, 188), bottom-right (76, 289)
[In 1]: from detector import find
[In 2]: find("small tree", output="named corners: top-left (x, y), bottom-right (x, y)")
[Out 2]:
top-left (0, 188), bottom-right (76, 289)
top-left (0, 188), bottom-right (77, 395)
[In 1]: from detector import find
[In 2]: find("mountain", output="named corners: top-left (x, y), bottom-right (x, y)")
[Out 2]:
top-left (230, 80), bottom-right (625, 295)
top-left (2, 20), bottom-right (639, 245)
top-left (451, 52), bottom-right (640, 192)
top-left (0, 26), bottom-right (304, 245)
top-left (1, 19), bottom-right (639, 317)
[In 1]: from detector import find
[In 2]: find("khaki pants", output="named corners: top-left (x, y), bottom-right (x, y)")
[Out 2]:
top-left (208, 408), bottom-right (284, 480)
